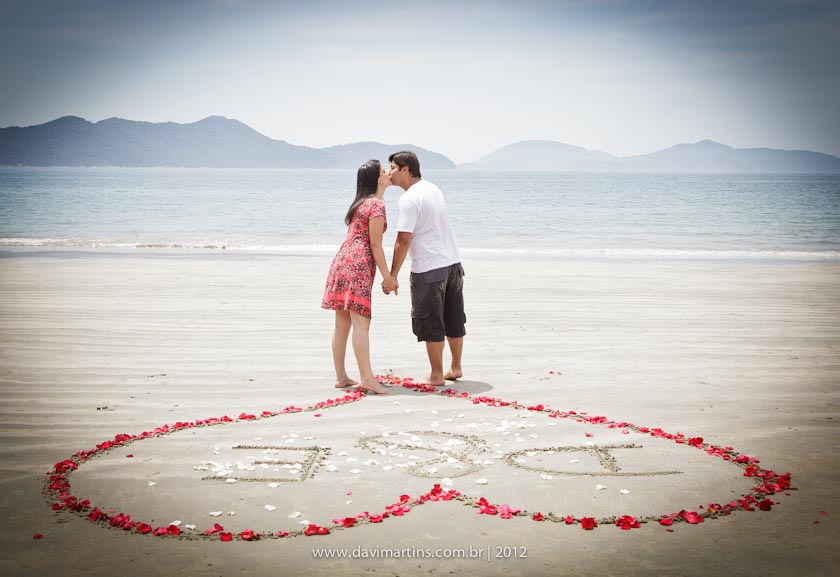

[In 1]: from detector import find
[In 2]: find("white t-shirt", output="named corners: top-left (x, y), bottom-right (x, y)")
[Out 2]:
top-left (396, 179), bottom-right (461, 274)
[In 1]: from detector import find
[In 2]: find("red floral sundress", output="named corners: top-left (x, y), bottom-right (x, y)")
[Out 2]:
top-left (321, 197), bottom-right (387, 318)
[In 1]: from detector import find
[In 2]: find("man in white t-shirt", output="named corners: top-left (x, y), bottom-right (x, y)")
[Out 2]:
top-left (383, 150), bottom-right (465, 386)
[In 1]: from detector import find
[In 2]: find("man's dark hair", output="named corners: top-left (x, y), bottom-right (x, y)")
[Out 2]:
top-left (388, 150), bottom-right (421, 178)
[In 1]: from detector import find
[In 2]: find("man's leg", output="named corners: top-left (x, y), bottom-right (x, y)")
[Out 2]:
top-left (443, 264), bottom-right (466, 381)
top-left (425, 340), bottom-right (446, 386)
top-left (444, 336), bottom-right (463, 380)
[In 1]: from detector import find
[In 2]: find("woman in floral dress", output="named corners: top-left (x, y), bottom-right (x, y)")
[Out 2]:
top-left (322, 160), bottom-right (396, 394)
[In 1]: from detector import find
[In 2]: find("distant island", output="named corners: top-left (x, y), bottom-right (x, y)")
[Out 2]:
top-left (0, 116), bottom-right (456, 169)
top-left (460, 139), bottom-right (840, 173)
top-left (2, 116), bottom-right (839, 173)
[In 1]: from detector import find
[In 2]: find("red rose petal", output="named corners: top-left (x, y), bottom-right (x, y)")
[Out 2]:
top-left (33, 533), bottom-right (44, 540)
top-left (220, 532), bottom-right (233, 542)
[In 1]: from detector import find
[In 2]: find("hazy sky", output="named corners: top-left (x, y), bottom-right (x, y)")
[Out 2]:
top-left (2, 0), bottom-right (839, 163)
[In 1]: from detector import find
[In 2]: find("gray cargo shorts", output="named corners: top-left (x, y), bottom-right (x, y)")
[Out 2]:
top-left (409, 263), bottom-right (466, 342)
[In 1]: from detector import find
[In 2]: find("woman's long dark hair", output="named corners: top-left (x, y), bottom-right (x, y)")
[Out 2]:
top-left (344, 159), bottom-right (381, 225)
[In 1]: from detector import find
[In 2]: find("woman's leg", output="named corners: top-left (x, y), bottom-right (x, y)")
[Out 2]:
top-left (349, 311), bottom-right (387, 394)
top-left (332, 311), bottom-right (357, 388)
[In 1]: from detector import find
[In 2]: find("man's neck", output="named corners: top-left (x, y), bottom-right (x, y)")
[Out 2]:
top-left (402, 177), bottom-right (421, 191)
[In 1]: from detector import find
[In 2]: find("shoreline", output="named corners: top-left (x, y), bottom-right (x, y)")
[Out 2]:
top-left (2, 245), bottom-right (840, 265)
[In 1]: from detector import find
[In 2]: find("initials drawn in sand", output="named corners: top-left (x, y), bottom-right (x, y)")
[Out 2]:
top-left (358, 431), bottom-right (487, 478)
top-left (358, 432), bottom-right (682, 479)
top-left (504, 444), bottom-right (682, 477)
top-left (199, 445), bottom-right (330, 483)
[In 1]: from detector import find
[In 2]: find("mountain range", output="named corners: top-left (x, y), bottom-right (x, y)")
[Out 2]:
top-left (2, 116), bottom-right (839, 173)
top-left (0, 116), bottom-right (455, 169)
top-left (460, 139), bottom-right (840, 173)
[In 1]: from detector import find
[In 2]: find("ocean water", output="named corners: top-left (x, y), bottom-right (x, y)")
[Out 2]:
top-left (1, 167), bottom-right (839, 260)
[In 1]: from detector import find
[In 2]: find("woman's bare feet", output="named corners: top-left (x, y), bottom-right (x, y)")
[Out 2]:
top-left (334, 377), bottom-right (359, 389)
top-left (358, 379), bottom-right (388, 394)
top-left (444, 369), bottom-right (463, 381)
top-left (426, 373), bottom-right (446, 386)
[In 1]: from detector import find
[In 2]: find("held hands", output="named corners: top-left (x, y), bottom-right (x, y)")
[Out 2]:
top-left (382, 275), bottom-right (398, 295)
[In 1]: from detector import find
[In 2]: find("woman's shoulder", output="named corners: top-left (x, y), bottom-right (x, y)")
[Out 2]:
top-left (362, 197), bottom-right (386, 213)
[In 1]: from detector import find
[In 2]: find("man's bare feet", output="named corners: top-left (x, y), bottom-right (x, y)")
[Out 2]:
top-left (444, 369), bottom-right (462, 381)
top-left (358, 379), bottom-right (388, 394)
top-left (334, 377), bottom-right (359, 389)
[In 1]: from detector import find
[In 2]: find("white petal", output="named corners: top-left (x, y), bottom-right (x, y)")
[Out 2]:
top-left (620, 489), bottom-right (631, 495)
top-left (595, 484), bottom-right (607, 490)
top-left (475, 478), bottom-right (489, 485)
top-left (209, 511), bottom-right (223, 517)
top-left (264, 505), bottom-right (276, 511)
top-left (147, 481), bottom-right (157, 487)
top-left (225, 478), bottom-right (238, 484)
top-left (288, 512), bottom-right (301, 519)
top-left (169, 520), bottom-right (182, 526)
top-left (185, 524), bottom-right (196, 530)
top-left (268, 482), bottom-right (280, 488)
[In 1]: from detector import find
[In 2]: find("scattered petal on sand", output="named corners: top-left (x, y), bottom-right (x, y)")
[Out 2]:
top-left (441, 477), bottom-right (454, 486)
top-left (620, 489), bottom-right (631, 495)
top-left (349, 469), bottom-right (362, 474)
top-left (209, 511), bottom-right (223, 517)
top-left (382, 465), bottom-right (394, 471)
top-left (169, 520), bottom-right (182, 526)
top-left (226, 511), bottom-right (236, 516)
top-left (185, 524), bottom-right (196, 530)
top-left (288, 512), bottom-right (301, 519)
top-left (147, 481), bottom-right (157, 487)
top-left (569, 459), bottom-right (580, 463)
top-left (475, 478), bottom-right (489, 485)
top-left (225, 478), bottom-right (237, 484)
top-left (595, 484), bottom-right (607, 491)
top-left (268, 482), bottom-right (280, 488)
top-left (540, 473), bottom-right (553, 480)
top-left (264, 505), bottom-right (276, 511)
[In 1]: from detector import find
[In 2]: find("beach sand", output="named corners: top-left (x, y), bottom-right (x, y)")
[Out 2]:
top-left (1, 250), bottom-right (838, 576)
